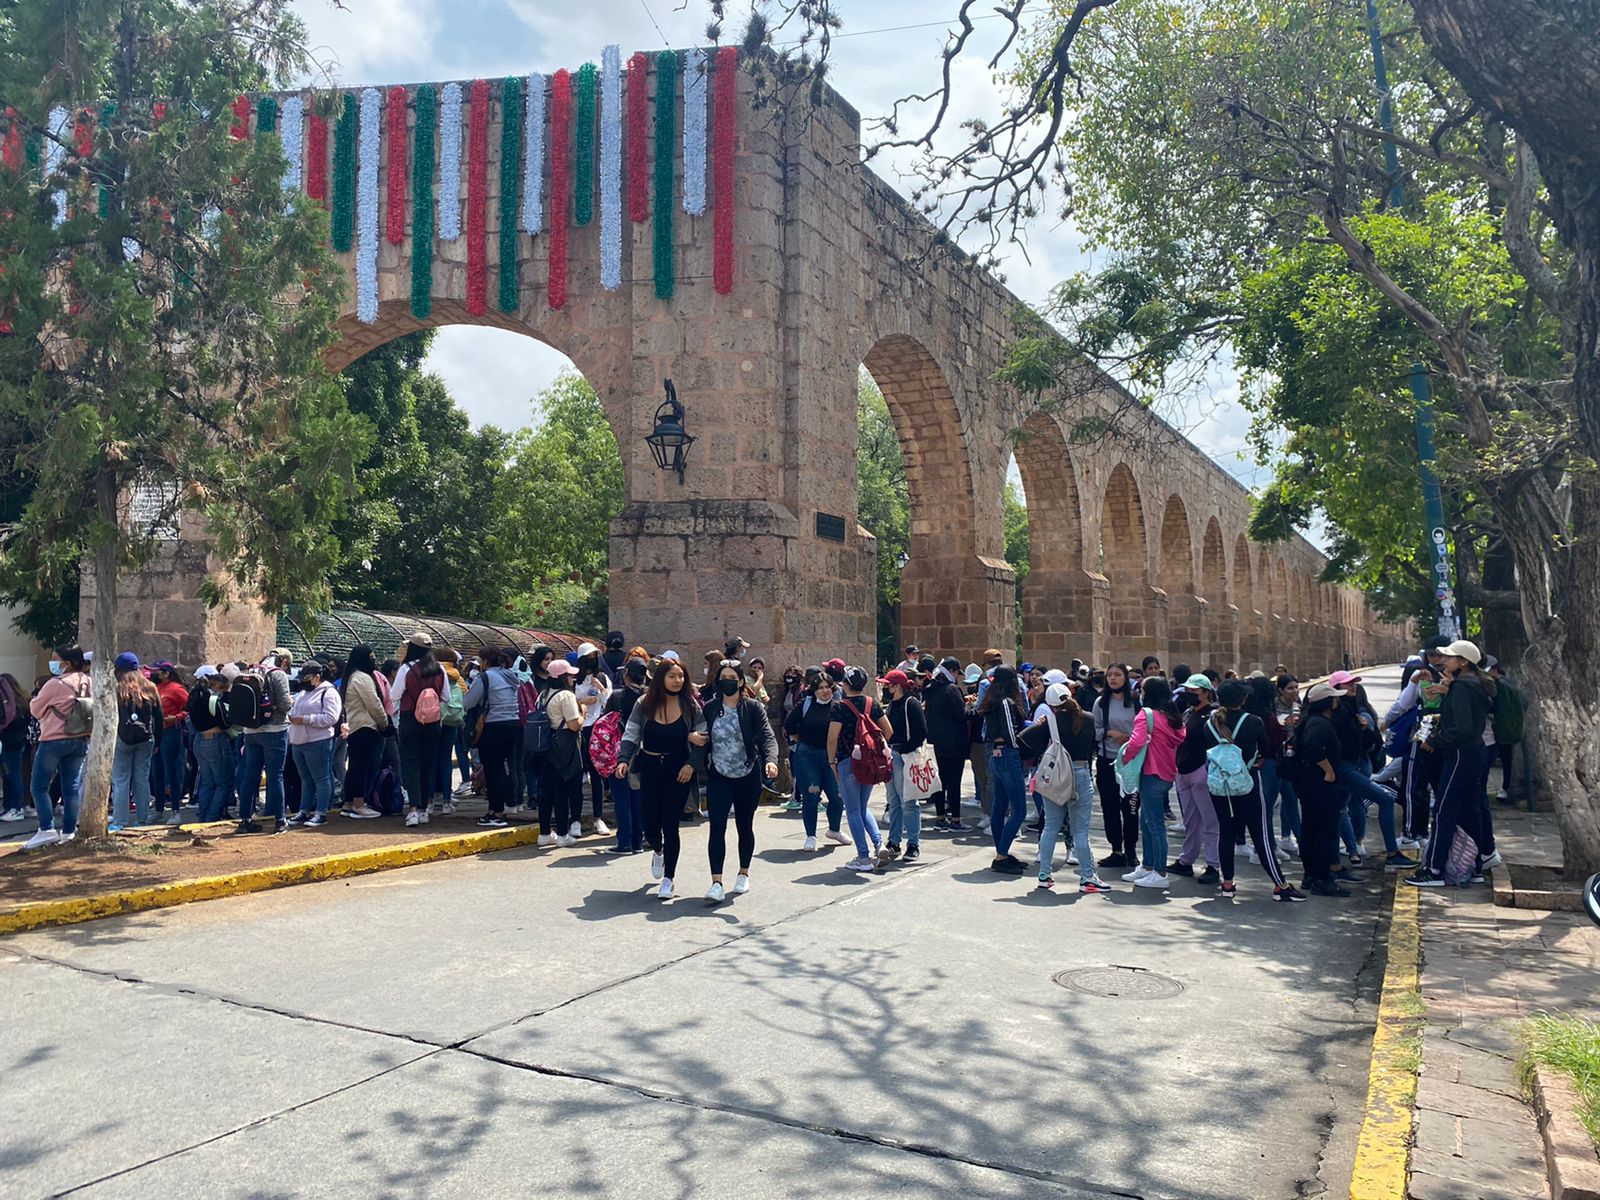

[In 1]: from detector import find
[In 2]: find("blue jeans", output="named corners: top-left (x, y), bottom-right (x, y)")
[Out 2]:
top-left (884, 749), bottom-right (923, 847)
top-left (611, 777), bottom-right (643, 851)
top-left (112, 738), bottom-right (155, 825)
top-left (1138, 774), bottom-right (1172, 870)
top-left (193, 732), bottom-right (234, 821)
top-left (988, 746), bottom-right (1027, 856)
top-left (238, 729), bottom-right (288, 823)
top-left (791, 743), bottom-right (842, 838)
top-left (292, 739), bottom-right (336, 819)
top-left (1038, 763), bottom-right (1095, 883)
top-left (1260, 758), bottom-right (1302, 839)
top-left (1337, 758), bottom-right (1398, 854)
top-left (152, 724), bottom-right (186, 813)
top-left (1, 744), bottom-right (26, 811)
top-left (837, 766), bottom-right (882, 858)
top-left (32, 738), bottom-right (87, 834)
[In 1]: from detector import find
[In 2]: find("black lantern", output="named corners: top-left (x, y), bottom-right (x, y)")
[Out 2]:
top-left (646, 379), bottom-right (694, 484)
top-left (895, 550), bottom-right (910, 572)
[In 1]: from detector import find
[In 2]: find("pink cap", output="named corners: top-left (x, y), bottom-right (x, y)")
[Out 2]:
top-left (1327, 670), bottom-right (1362, 688)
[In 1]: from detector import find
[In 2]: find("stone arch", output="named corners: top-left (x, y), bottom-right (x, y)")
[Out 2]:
top-left (1200, 517), bottom-right (1230, 669)
top-left (1272, 559), bottom-right (1292, 673)
top-left (1013, 413), bottom-right (1100, 664)
top-left (1101, 464), bottom-right (1159, 663)
top-left (1234, 533), bottom-right (1260, 670)
top-left (1157, 494), bottom-right (1201, 666)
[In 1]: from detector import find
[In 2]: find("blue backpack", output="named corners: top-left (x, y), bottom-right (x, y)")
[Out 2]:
top-left (368, 765), bottom-right (403, 816)
top-left (1205, 712), bottom-right (1256, 797)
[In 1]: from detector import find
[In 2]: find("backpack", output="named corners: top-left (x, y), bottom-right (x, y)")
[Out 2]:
top-left (440, 675), bottom-right (465, 726)
top-left (63, 676), bottom-right (94, 737)
top-left (588, 709), bottom-right (623, 777)
top-left (226, 671), bottom-right (275, 729)
top-left (414, 679), bottom-right (442, 725)
top-left (1205, 712), bottom-right (1255, 797)
top-left (524, 688), bottom-right (553, 755)
top-left (1492, 681), bottom-right (1525, 745)
top-left (0, 683), bottom-right (28, 750)
top-left (117, 697), bottom-right (155, 745)
top-left (848, 696), bottom-right (893, 786)
top-left (368, 764), bottom-right (402, 815)
top-left (1032, 708), bottom-right (1074, 804)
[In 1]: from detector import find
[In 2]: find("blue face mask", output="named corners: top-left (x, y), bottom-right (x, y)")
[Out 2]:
top-left (48, 660), bottom-right (63, 677)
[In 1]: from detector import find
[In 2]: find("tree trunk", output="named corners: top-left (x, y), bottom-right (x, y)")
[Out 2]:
top-left (77, 472), bottom-right (120, 839)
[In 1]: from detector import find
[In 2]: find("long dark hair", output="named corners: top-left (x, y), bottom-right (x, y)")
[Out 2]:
top-left (640, 658), bottom-right (698, 720)
top-left (1141, 678), bottom-right (1183, 729)
top-left (1055, 693), bottom-right (1086, 735)
top-left (403, 641), bottom-right (442, 679)
top-left (1097, 662), bottom-right (1132, 713)
top-left (977, 665), bottom-right (1020, 716)
top-left (1245, 676), bottom-right (1275, 720)
top-left (55, 642), bottom-right (88, 673)
top-left (342, 644), bottom-right (377, 698)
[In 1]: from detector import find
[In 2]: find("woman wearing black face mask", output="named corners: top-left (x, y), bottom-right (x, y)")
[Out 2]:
top-left (700, 660), bottom-right (779, 902)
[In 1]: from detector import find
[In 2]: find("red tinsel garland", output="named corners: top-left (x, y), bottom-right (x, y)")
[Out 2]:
top-left (386, 86), bottom-right (408, 245)
top-left (549, 69), bottom-right (571, 310)
top-left (2, 108), bottom-right (20, 173)
top-left (75, 108), bottom-right (93, 156)
top-left (230, 94), bottom-right (251, 140)
top-left (627, 52), bottom-right (648, 223)
top-left (466, 78), bottom-right (489, 316)
top-left (307, 113), bottom-right (328, 205)
top-left (713, 47), bottom-right (737, 295)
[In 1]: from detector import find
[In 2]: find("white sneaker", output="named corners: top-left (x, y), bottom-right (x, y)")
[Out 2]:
top-left (0, 808), bottom-right (23, 821)
top-left (979, 816), bottom-right (992, 834)
top-left (1067, 853), bottom-right (1079, 866)
top-left (803, 836), bottom-right (817, 851)
top-left (453, 783), bottom-right (475, 798)
top-left (23, 829), bottom-right (61, 850)
top-left (657, 878), bottom-right (674, 900)
top-left (568, 821), bottom-right (583, 839)
top-left (56, 831), bottom-right (75, 844)
top-left (1496, 789), bottom-right (1509, 803)
top-left (1280, 834), bottom-right (1300, 856)
top-left (824, 829), bottom-right (849, 846)
top-left (706, 881), bottom-right (726, 903)
top-left (538, 832), bottom-right (557, 847)
top-left (732, 874), bottom-right (749, 895)
top-left (405, 811), bottom-right (421, 827)
top-left (593, 819), bottom-right (611, 836)
top-left (418, 810), bottom-right (430, 824)
top-left (164, 812), bottom-right (184, 826)
top-left (1168, 821), bottom-right (1186, 834)
top-left (1135, 872), bottom-right (1170, 889)
top-left (1121, 865), bottom-right (1150, 882)
top-left (557, 834), bottom-right (576, 848)
top-left (1397, 836), bottom-right (1420, 850)
top-left (1274, 843), bottom-right (1289, 862)
top-left (1481, 850), bottom-right (1504, 870)
top-left (428, 801), bottom-right (444, 815)
top-left (440, 802), bottom-right (456, 815)
top-left (651, 851), bottom-right (664, 880)
top-left (506, 804), bottom-right (523, 814)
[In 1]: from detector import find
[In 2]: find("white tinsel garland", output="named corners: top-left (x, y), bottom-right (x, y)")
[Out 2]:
top-left (682, 48), bottom-right (707, 215)
top-left (356, 87), bottom-right (380, 323)
top-left (439, 82), bottom-right (463, 241)
top-left (45, 106), bottom-right (68, 226)
top-left (279, 94), bottom-right (304, 192)
top-left (521, 73), bottom-right (545, 234)
top-left (600, 45), bottom-right (623, 288)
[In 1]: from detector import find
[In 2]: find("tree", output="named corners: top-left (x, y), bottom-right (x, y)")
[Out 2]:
top-left (0, 0), bottom-right (366, 838)
top-left (855, 372), bottom-right (908, 666)
top-left (1003, 478), bottom-right (1030, 656)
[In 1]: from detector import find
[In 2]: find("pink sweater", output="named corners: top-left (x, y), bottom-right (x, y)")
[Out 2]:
top-left (30, 673), bottom-right (91, 742)
top-left (1122, 708), bottom-right (1185, 782)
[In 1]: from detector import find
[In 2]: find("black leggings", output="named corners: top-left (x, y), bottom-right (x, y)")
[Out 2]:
top-left (639, 753), bottom-right (690, 879)
top-left (580, 725), bottom-right (607, 820)
top-left (478, 720), bottom-right (519, 815)
top-left (344, 727), bottom-right (383, 805)
top-left (1096, 756), bottom-right (1138, 859)
top-left (538, 758), bottom-right (577, 835)
top-left (1297, 775), bottom-right (1342, 884)
top-left (707, 770), bottom-right (761, 874)
top-left (1211, 780), bottom-right (1285, 887)
top-left (932, 745), bottom-right (966, 821)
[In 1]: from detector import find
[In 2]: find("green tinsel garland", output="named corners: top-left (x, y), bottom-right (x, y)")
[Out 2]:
top-left (411, 84), bottom-right (436, 319)
top-left (97, 101), bottom-right (116, 218)
top-left (498, 75), bottom-right (522, 313)
top-left (331, 92), bottom-right (356, 252)
top-left (573, 63), bottom-right (596, 225)
top-left (256, 95), bottom-right (278, 134)
top-left (653, 50), bottom-right (677, 300)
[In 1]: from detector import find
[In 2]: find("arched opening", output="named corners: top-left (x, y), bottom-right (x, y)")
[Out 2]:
top-left (1013, 412), bottom-right (1098, 665)
top-left (1234, 533), bottom-right (1260, 670)
top-left (860, 335), bottom-right (1010, 664)
top-left (1272, 559), bottom-right (1292, 673)
top-left (1200, 517), bottom-right (1230, 669)
top-left (1157, 494), bottom-right (1199, 666)
top-left (1101, 463), bottom-right (1157, 664)
top-left (1258, 545), bottom-right (1282, 668)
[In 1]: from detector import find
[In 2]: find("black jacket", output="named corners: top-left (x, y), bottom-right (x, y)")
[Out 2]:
top-left (700, 693), bottom-right (779, 778)
top-left (1433, 671), bottom-right (1493, 751)
top-left (922, 675), bottom-right (967, 754)
top-left (887, 695), bottom-right (928, 752)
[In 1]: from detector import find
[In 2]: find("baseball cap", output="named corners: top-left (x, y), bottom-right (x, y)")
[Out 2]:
top-left (1442, 639), bottom-right (1482, 665)
top-left (1184, 673), bottom-right (1215, 692)
top-left (299, 659), bottom-right (325, 676)
top-left (625, 659), bottom-right (648, 684)
top-left (268, 646), bottom-right (292, 662)
top-left (1042, 669), bottom-right (1068, 685)
top-left (661, 650), bottom-right (681, 662)
top-left (152, 660), bottom-right (177, 673)
top-left (877, 669), bottom-right (911, 689)
top-left (194, 665), bottom-right (218, 680)
top-left (962, 663), bottom-right (982, 684)
top-left (1045, 682), bottom-right (1071, 706)
top-left (114, 652), bottom-right (140, 672)
top-left (982, 647), bottom-right (1004, 663)
top-left (546, 659), bottom-right (576, 677)
top-left (917, 655), bottom-right (937, 675)
top-left (843, 666), bottom-right (870, 691)
top-left (606, 631), bottom-right (625, 649)
top-left (939, 656), bottom-right (961, 674)
top-left (576, 641), bottom-right (599, 657)
top-left (1328, 670), bottom-right (1362, 687)
top-left (1305, 682), bottom-right (1341, 703)
top-left (221, 663), bottom-right (242, 684)
top-left (1020, 662), bottom-right (1036, 675)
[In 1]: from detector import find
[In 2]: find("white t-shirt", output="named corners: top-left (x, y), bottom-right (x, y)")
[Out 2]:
top-left (576, 674), bottom-right (612, 728)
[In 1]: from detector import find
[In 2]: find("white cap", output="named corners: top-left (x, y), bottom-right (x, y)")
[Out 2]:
top-left (194, 665), bottom-right (217, 679)
top-left (1042, 669), bottom-right (1068, 685)
top-left (576, 641), bottom-right (599, 657)
top-left (1442, 639), bottom-right (1482, 665)
top-left (1045, 682), bottom-right (1072, 706)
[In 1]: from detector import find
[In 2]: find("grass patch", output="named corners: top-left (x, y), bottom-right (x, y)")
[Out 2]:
top-left (1520, 1014), bottom-right (1600, 1148)
top-left (1392, 985), bottom-right (1426, 1020)
top-left (1394, 1029), bottom-right (1422, 1107)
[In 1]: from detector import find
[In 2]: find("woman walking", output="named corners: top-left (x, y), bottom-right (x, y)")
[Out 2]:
top-left (110, 653), bottom-right (161, 828)
top-left (616, 658), bottom-right (708, 899)
top-left (826, 667), bottom-right (893, 873)
top-left (189, 667), bottom-right (235, 822)
top-left (286, 661), bottom-right (341, 827)
top-left (977, 665), bottom-right (1030, 875)
top-left (1119, 677), bottom-right (1185, 890)
top-left (1018, 682), bottom-right (1109, 892)
top-left (784, 668), bottom-right (848, 851)
top-left (881, 668), bottom-right (927, 861)
top-left (701, 660), bottom-right (779, 901)
top-left (1092, 664), bottom-right (1140, 869)
top-left (1269, 675), bottom-right (1303, 857)
top-left (339, 645), bottom-right (387, 819)
top-left (24, 643), bottom-right (92, 850)
top-left (1199, 680), bottom-right (1303, 901)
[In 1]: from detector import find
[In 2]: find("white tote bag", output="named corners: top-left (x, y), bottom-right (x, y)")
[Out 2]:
top-left (900, 742), bottom-right (941, 803)
top-left (1032, 709), bottom-right (1075, 804)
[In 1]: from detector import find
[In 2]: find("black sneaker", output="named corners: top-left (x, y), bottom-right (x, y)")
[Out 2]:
top-left (1308, 879), bottom-right (1351, 897)
top-left (945, 819), bottom-right (966, 832)
top-left (1167, 861), bottom-right (1195, 877)
top-left (1385, 852), bottom-right (1419, 870)
top-left (1333, 868), bottom-right (1361, 883)
top-left (272, 820), bottom-right (288, 834)
top-left (1405, 871), bottom-right (1445, 888)
top-left (1098, 852), bottom-right (1127, 868)
top-left (885, 841), bottom-right (901, 858)
top-left (1196, 866), bottom-right (1220, 886)
top-left (234, 820), bottom-right (261, 834)
top-left (1274, 885), bottom-right (1308, 902)
top-left (903, 843), bottom-right (920, 861)
top-left (992, 856), bottom-right (1026, 875)
top-left (477, 815), bottom-right (509, 828)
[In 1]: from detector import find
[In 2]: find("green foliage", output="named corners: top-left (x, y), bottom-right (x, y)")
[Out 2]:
top-left (856, 373), bottom-right (908, 664)
top-left (1520, 1015), bottom-right (1600, 1149)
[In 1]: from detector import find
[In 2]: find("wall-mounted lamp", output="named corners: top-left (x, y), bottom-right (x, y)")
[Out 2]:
top-left (645, 379), bottom-right (693, 484)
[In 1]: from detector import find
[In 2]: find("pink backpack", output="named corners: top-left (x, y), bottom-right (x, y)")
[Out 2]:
top-left (588, 709), bottom-right (623, 776)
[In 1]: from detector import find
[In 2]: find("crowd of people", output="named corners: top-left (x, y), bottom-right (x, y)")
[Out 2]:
top-left (3, 628), bottom-right (1523, 902)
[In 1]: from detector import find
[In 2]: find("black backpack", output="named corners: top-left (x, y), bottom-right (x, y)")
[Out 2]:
top-left (117, 698), bottom-right (156, 746)
top-left (225, 671), bottom-right (275, 729)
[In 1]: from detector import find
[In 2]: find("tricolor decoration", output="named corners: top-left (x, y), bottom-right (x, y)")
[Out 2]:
top-left (331, 92), bottom-right (356, 252)
top-left (279, 95), bottom-right (303, 192)
top-left (438, 83), bottom-right (463, 241)
top-left (599, 45), bottom-right (622, 290)
top-left (548, 69), bottom-right (571, 310)
top-left (627, 53), bottom-right (649, 223)
top-left (652, 50), bottom-right (677, 299)
top-left (356, 87), bottom-right (381, 323)
top-left (682, 48), bottom-right (707, 215)
top-left (385, 86), bottom-right (408, 245)
top-left (520, 73), bottom-right (545, 234)
top-left (573, 63), bottom-right (596, 226)
top-left (498, 74), bottom-right (523, 313)
top-left (306, 110), bottom-right (329, 206)
top-left (256, 95), bottom-right (278, 135)
top-left (713, 46), bottom-right (737, 294)
top-left (44, 106), bottom-right (68, 226)
top-left (410, 84), bottom-right (437, 318)
top-left (465, 78), bottom-right (489, 316)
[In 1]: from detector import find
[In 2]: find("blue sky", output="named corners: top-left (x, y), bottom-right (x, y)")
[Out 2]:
top-left (290, 0), bottom-right (1272, 495)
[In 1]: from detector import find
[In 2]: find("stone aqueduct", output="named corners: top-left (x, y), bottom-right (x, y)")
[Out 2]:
top-left (100, 52), bottom-right (1410, 675)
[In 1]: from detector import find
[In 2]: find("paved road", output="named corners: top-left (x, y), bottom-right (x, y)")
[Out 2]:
top-left (4, 668), bottom-right (1407, 1199)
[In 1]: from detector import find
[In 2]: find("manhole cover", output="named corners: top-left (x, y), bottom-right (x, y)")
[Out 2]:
top-left (1052, 965), bottom-right (1185, 1000)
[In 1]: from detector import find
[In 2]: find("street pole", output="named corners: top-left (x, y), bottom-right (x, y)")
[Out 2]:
top-left (1366, 0), bottom-right (1460, 639)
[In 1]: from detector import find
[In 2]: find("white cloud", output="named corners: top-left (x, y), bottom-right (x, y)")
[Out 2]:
top-left (424, 327), bottom-right (577, 430)
top-left (290, 0), bottom-right (443, 85)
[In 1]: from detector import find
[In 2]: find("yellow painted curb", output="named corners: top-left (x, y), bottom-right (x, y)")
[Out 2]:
top-left (1350, 880), bottom-right (1423, 1200)
top-left (0, 824), bottom-right (542, 936)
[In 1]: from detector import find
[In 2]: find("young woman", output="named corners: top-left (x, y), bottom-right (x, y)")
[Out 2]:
top-left (1200, 680), bottom-right (1303, 901)
top-left (0, 672), bottom-right (29, 821)
top-left (1092, 664), bottom-right (1140, 868)
top-left (616, 658), bottom-right (708, 899)
top-left (1270, 675), bottom-right (1303, 856)
top-left (338, 645), bottom-right (386, 819)
top-left (784, 669), bottom-right (848, 851)
top-left (540, 660), bottom-right (586, 848)
top-left (286, 660), bottom-right (341, 827)
top-left (1410, 641), bottom-right (1498, 887)
top-left (1295, 684), bottom-right (1346, 896)
top-left (921, 657), bottom-right (968, 831)
top-left (518, 644), bottom-right (556, 818)
top-left (827, 666), bottom-right (893, 873)
top-left (188, 667), bottom-right (235, 822)
top-left (1119, 677), bottom-right (1185, 889)
top-left (573, 642), bottom-right (613, 838)
top-left (465, 646), bottom-right (523, 829)
top-left (149, 662), bottom-right (191, 822)
top-left (1168, 675), bottom-right (1221, 884)
top-left (976, 665), bottom-right (1030, 875)
top-left (881, 669), bottom-right (928, 861)
top-left (25, 644), bottom-right (93, 849)
top-left (700, 660), bottom-right (779, 901)
top-left (111, 653), bottom-right (161, 828)
top-left (1018, 683), bottom-right (1108, 892)
top-left (395, 639), bottom-right (446, 828)
top-left (603, 658), bottom-right (649, 853)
